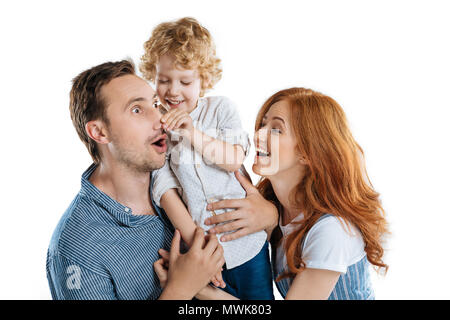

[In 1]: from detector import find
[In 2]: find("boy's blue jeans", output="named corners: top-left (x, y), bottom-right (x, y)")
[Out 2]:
top-left (220, 241), bottom-right (274, 300)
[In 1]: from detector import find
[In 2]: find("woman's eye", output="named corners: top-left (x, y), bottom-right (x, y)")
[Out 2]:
top-left (271, 128), bottom-right (282, 134)
top-left (181, 81), bottom-right (192, 85)
top-left (132, 107), bottom-right (141, 114)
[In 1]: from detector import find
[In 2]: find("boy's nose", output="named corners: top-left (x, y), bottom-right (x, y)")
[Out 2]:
top-left (168, 82), bottom-right (181, 96)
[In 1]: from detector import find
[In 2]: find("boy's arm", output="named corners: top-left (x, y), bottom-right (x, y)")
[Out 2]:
top-left (188, 127), bottom-right (245, 172)
top-left (160, 98), bottom-right (249, 172)
top-left (160, 189), bottom-right (197, 247)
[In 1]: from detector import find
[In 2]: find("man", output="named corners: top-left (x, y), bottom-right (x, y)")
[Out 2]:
top-left (46, 60), bottom-right (224, 300)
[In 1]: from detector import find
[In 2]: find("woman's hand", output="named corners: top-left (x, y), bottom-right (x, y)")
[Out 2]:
top-left (204, 171), bottom-right (279, 242)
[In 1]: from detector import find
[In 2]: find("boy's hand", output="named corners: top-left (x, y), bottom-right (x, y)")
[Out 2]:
top-left (161, 108), bottom-right (194, 137)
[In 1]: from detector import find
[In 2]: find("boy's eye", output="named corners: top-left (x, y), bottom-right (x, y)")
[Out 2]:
top-left (158, 79), bottom-right (169, 84)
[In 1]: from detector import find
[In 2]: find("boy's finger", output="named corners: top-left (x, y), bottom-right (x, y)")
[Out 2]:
top-left (168, 113), bottom-right (187, 130)
top-left (160, 109), bottom-right (177, 123)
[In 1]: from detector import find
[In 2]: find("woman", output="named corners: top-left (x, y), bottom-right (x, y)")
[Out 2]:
top-left (155, 87), bottom-right (389, 300)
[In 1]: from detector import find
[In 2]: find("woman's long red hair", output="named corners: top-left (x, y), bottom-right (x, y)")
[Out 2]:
top-left (255, 88), bottom-right (389, 281)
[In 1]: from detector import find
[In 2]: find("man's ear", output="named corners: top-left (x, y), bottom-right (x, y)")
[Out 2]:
top-left (85, 120), bottom-right (109, 145)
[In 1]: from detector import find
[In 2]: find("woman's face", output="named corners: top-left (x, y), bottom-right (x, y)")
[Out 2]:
top-left (253, 100), bottom-right (306, 178)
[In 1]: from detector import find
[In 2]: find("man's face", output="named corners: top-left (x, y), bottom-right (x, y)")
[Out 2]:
top-left (100, 74), bottom-right (167, 172)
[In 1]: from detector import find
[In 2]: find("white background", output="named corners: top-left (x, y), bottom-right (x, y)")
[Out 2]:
top-left (1, 0), bottom-right (449, 300)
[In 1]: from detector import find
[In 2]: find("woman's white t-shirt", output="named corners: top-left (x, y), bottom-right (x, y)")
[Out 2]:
top-left (276, 214), bottom-right (366, 275)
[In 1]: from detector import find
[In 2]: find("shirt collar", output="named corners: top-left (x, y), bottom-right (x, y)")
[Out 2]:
top-left (79, 163), bottom-right (168, 228)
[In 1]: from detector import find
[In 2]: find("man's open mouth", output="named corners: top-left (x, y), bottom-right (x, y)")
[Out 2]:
top-left (150, 134), bottom-right (168, 152)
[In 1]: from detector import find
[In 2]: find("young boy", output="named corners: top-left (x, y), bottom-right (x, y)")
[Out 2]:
top-left (140, 17), bottom-right (273, 299)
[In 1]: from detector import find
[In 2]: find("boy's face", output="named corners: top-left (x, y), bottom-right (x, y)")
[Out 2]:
top-left (155, 54), bottom-right (202, 113)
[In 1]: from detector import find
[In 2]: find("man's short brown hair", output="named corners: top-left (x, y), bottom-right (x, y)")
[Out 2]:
top-left (69, 60), bottom-right (135, 163)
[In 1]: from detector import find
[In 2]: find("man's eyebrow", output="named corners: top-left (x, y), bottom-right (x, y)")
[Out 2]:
top-left (124, 97), bottom-right (147, 110)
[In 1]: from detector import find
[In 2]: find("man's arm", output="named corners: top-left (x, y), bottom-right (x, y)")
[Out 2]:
top-left (46, 253), bottom-right (117, 300)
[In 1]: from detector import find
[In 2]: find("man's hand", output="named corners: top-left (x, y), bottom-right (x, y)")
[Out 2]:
top-left (204, 171), bottom-right (279, 241)
top-left (157, 228), bottom-right (225, 300)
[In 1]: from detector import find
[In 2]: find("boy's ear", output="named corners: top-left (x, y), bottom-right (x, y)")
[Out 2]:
top-left (85, 120), bottom-right (110, 145)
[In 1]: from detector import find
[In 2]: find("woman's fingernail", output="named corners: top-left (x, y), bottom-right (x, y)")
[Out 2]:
top-left (205, 218), bottom-right (210, 225)
top-left (206, 204), bottom-right (211, 210)
top-left (209, 228), bottom-right (216, 234)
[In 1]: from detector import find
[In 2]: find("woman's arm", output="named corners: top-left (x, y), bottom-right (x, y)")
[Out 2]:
top-left (285, 268), bottom-right (340, 300)
top-left (204, 171), bottom-right (279, 242)
top-left (160, 189), bottom-right (197, 247)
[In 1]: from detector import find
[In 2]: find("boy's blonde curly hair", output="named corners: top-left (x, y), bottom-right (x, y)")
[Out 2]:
top-left (140, 17), bottom-right (222, 97)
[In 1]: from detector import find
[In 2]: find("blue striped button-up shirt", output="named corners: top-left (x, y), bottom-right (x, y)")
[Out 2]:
top-left (46, 164), bottom-right (174, 300)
